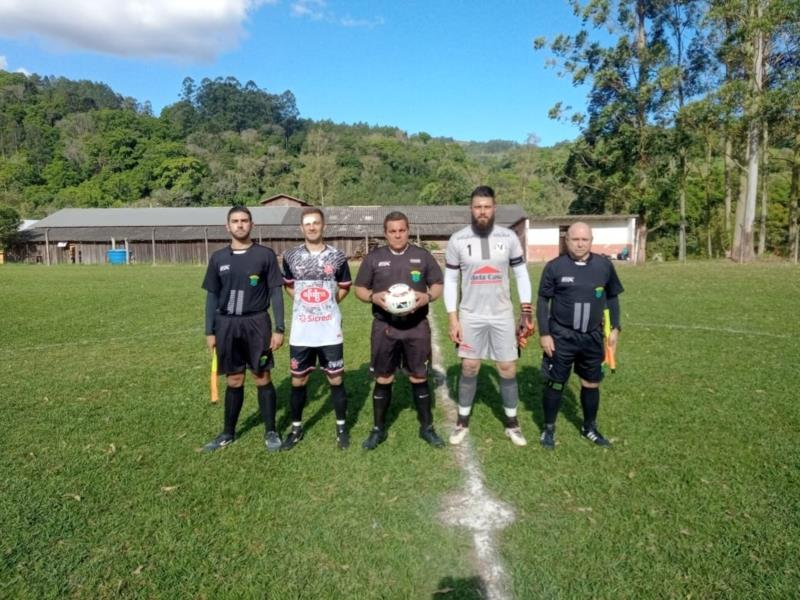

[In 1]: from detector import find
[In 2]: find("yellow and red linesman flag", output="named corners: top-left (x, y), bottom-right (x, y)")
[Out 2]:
top-left (210, 351), bottom-right (219, 403)
top-left (603, 308), bottom-right (617, 373)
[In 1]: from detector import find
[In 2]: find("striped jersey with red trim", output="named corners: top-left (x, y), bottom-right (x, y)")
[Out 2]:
top-left (282, 244), bottom-right (351, 347)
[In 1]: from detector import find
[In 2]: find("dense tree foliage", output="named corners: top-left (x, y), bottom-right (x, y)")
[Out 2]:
top-left (536, 0), bottom-right (800, 261)
top-left (0, 205), bottom-right (20, 249)
top-left (0, 72), bottom-right (573, 220)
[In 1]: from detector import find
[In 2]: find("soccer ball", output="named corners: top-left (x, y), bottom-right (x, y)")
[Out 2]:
top-left (384, 283), bottom-right (417, 316)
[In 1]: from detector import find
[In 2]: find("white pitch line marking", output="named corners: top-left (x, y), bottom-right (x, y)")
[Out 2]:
top-left (429, 313), bottom-right (515, 600)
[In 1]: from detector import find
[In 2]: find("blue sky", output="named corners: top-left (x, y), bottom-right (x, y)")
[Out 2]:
top-left (0, 0), bottom-right (591, 147)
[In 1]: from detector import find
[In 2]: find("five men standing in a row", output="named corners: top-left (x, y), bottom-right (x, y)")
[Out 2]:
top-left (201, 189), bottom-right (622, 453)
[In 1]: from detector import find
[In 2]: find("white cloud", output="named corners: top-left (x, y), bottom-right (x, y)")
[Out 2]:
top-left (0, 55), bottom-right (7, 70)
top-left (16, 67), bottom-right (31, 76)
top-left (291, 0), bottom-right (326, 21)
top-left (291, 0), bottom-right (383, 28)
top-left (0, 0), bottom-right (275, 61)
top-left (340, 16), bottom-right (385, 28)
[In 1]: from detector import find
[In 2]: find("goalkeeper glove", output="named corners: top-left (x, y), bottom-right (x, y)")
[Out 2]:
top-left (516, 303), bottom-right (535, 349)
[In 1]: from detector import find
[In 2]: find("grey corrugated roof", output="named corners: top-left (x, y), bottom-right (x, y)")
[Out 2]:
top-left (317, 205), bottom-right (526, 226)
top-left (32, 207), bottom-right (293, 228)
top-left (30, 204), bottom-right (528, 234)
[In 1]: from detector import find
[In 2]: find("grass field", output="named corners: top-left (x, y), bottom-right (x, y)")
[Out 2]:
top-left (2, 261), bottom-right (799, 599)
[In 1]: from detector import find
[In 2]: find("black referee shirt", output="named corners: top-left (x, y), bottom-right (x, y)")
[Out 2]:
top-left (355, 244), bottom-right (443, 328)
top-left (202, 244), bottom-right (284, 315)
top-left (538, 252), bottom-right (623, 333)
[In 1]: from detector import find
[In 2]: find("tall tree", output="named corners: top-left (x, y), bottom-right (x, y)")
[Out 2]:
top-left (536, 0), bottom-right (676, 262)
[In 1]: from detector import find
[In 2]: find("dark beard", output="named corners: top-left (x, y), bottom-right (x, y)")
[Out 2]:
top-left (471, 215), bottom-right (495, 237)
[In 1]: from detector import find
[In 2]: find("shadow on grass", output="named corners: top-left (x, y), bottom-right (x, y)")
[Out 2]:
top-left (440, 355), bottom-right (583, 435)
top-left (236, 361), bottom-right (374, 439)
top-left (517, 361), bottom-right (582, 434)
top-left (432, 575), bottom-right (487, 599)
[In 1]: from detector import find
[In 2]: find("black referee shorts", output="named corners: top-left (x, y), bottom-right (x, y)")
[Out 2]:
top-left (214, 312), bottom-right (274, 375)
top-left (540, 320), bottom-right (604, 384)
top-left (370, 318), bottom-right (431, 379)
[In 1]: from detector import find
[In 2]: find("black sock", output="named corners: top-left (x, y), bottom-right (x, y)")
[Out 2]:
top-left (290, 385), bottom-right (307, 424)
top-left (331, 384), bottom-right (347, 423)
top-left (580, 386), bottom-right (600, 427)
top-left (412, 381), bottom-right (432, 429)
top-left (506, 416), bottom-right (519, 428)
top-left (257, 383), bottom-right (277, 432)
top-left (456, 414), bottom-right (470, 428)
top-left (542, 384), bottom-right (563, 426)
top-left (223, 386), bottom-right (244, 436)
top-left (372, 383), bottom-right (392, 429)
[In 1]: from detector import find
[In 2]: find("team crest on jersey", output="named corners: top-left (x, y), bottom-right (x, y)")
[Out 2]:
top-left (410, 270), bottom-right (422, 283)
top-left (249, 275), bottom-right (259, 286)
top-left (594, 286), bottom-right (604, 298)
top-left (300, 287), bottom-right (331, 303)
top-left (219, 264), bottom-right (230, 272)
top-left (324, 263), bottom-right (334, 275)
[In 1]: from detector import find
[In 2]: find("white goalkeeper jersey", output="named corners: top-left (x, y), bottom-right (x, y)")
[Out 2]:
top-left (445, 225), bottom-right (525, 318)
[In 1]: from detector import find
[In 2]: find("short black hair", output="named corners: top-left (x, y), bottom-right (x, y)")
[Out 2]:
top-left (227, 205), bottom-right (252, 222)
top-left (383, 210), bottom-right (409, 231)
top-left (300, 207), bottom-right (325, 224)
top-left (470, 186), bottom-right (496, 202)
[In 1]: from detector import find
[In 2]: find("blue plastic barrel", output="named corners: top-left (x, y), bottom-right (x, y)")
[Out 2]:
top-left (107, 249), bottom-right (128, 264)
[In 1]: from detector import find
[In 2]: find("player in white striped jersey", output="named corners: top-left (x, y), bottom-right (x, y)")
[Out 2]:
top-left (281, 208), bottom-right (352, 450)
top-left (444, 186), bottom-right (534, 447)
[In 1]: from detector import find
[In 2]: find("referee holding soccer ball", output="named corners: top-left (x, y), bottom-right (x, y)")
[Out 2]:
top-left (354, 211), bottom-right (445, 450)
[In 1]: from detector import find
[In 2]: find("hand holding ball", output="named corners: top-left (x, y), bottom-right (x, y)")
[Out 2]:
top-left (384, 284), bottom-right (417, 316)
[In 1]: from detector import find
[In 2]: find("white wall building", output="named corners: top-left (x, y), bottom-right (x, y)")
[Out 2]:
top-left (526, 215), bottom-right (639, 263)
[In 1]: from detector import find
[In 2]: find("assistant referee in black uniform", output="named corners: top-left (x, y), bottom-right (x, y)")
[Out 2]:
top-left (202, 206), bottom-right (286, 453)
top-left (536, 222), bottom-right (623, 449)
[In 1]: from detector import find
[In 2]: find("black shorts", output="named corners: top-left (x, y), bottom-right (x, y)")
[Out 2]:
top-left (540, 320), bottom-right (604, 384)
top-left (370, 318), bottom-right (431, 379)
top-left (214, 312), bottom-right (274, 375)
top-left (289, 344), bottom-right (344, 376)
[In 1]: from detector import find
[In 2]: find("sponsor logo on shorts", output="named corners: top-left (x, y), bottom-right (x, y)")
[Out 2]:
top-left (300, 287), bottom-right (331, 303)
top-left (249, 275), bottom-right (259, 286)
top-left (561, 276), bottom-right (575, 283)
top-left (326, 359), bottom-right (344, 370)
top-left (291, 358), bottom-right (300, 369)
top-left (259, 354), bottom-right (268, 366)
top-left (470, 265), bottom-right (502, 285)
top-left (410, 270), bottom-right (422, 283)
top-left (219, 264), bottom-right (230, 272)
top-left (378, 261), bottom-right (391, 267)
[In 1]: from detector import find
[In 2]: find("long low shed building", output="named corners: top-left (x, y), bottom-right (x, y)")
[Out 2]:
top-left (15, 205), bottom-right (528, 265)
